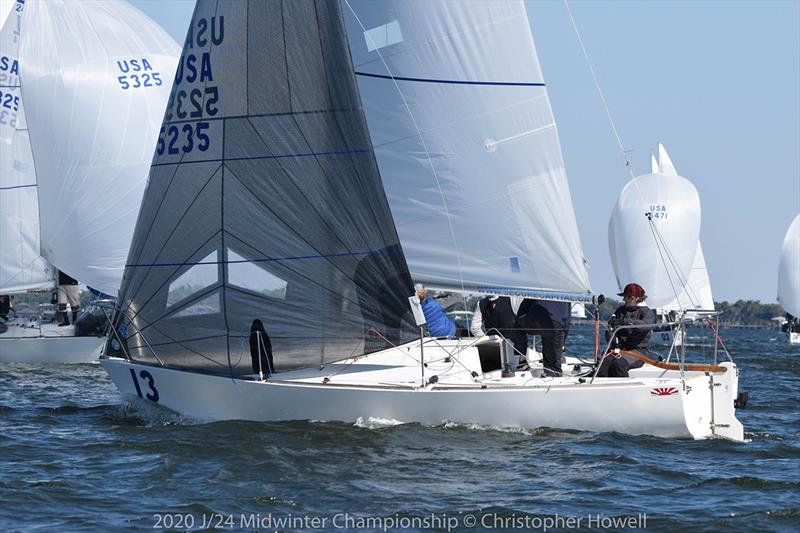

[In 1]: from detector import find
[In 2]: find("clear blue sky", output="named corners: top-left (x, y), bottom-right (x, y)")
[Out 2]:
top-left (131, 0), bottom-right (799, 305)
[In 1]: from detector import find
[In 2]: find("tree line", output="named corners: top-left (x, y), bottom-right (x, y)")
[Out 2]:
top-left (594, 298), bottom-right (785, 327)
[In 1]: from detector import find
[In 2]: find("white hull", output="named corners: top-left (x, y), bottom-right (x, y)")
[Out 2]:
top-left (101, 338), bottom-right (744, 441)
top-left (0, 322), bottom-right (103, 363)
top-left (790, 332), bottom-right (800, 345)
top-left (652, 328), bottom-right (684, 346)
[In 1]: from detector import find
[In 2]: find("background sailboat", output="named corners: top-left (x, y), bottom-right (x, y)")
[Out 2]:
top-left (608, 143), bottom-right (713, 345)
top-left (19, 0), bottom-right (180, 296)
top-left (0, 0), bottom-right (179, 363)
top-left (778, 214), bottom-right (800, 345)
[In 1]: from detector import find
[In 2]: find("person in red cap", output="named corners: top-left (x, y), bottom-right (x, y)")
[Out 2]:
top-left (597, 283), bottom-right (656, 377)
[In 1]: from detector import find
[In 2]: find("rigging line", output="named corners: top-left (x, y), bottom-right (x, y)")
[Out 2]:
top-left (343, 0), bottom-right (467, 297)
top-left (647, 216), bottom-right (696, 310)
top-left (565, 0), bottom-right (664, 229)
top-left (566, 0), bottom-right (695, 302)
top-left (647, 217), bottom-right (685, 306)
top-left (117, 302), bottom-right (230, 368)
top-left (563, 0), bottom-right (636, 183)
top-left (649, 216), bottom-right (700, 309)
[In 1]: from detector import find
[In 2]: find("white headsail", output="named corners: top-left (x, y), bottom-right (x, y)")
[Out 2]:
top-left (343, 0), bottom-right (591, 300)
top-left (778, 214), bottom-right (800, 317)
top-left (0, 0), bottom-right (54, 293)
top-left (660, 244), bottom-right (714, 312)
top-left (608, 144), bottom-right (702, 309)
top-left (18, 0), bottom-right (179, 295)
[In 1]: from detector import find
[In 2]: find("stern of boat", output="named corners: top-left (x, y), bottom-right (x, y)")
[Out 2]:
top-left (681, 362), bottom-right (744, 442)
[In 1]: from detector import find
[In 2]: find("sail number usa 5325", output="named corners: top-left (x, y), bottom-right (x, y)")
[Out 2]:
top-left (116, 58), bottom-right (165, 90)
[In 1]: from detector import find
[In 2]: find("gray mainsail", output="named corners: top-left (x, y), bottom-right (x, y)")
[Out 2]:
top-left (111, 0), bottom-right (417, 374)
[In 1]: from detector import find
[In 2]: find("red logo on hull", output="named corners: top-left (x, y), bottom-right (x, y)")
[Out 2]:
top-left (651, 387), bottom-right (679, 396)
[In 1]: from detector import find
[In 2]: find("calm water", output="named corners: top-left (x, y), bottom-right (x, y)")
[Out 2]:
top-left (1, 327), bottom-right (798, 532)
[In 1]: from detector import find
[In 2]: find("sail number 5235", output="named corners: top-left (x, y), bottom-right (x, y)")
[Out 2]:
top-left (156, 122), bottom-right (210, 156)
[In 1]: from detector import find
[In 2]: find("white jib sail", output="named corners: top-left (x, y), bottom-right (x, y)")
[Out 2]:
top-left (778, 214), bottom-right (800, 317)
top-left (609, 145), bottom-right (701, 309)
top-left (659, 243), bottom-right (714, 313)
top-left (343, 0), bottom-right (591, 299)
top-left (18, 0), bottom-right (179, 295)
top-left (0, 0), bottom-right (54, 293)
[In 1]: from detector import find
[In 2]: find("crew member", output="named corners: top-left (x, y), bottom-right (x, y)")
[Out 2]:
top-left (597, 283), bottom-right (656, 377)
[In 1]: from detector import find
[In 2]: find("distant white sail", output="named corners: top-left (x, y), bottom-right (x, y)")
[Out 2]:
top-left (650, 153), bottom-right (659, 174)
top-left (778, 214), bottom-right (800, 317)
top-left (343, 0), bottom-right (591, 300)
top-left (609, 144), bottom-right (701, 309)
top-left (659, 244), bottom-right (714, 312)
top-left (657, 143), bottom-right (677, 176)
top-left (19, 0), bottom-right (179, 295)
top-left (0, 0), bottom-right (54, 293)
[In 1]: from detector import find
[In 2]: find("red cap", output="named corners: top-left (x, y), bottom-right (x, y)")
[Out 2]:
top-left (618, 283), bottom-right (646, 298)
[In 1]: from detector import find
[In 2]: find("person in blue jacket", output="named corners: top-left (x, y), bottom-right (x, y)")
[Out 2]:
top-left (415, 284), bottom-right (456, 338)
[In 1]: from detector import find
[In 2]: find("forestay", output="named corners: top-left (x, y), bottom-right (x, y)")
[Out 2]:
top-left (342, 0), bottom-right (591, 301)
top-left (19, 0), bottom-right (179, 295)
top-left (609, 145), bottom-right (701, 309)
top-left (111, 0), bottom-right (417, 374)
top-left (778, 214), bottom-right (800, 317)
top-left (0, 0), bottom-right (54, 293)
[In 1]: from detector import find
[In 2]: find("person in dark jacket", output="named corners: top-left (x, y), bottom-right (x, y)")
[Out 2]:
top-left (0, 295), bottom-right (13, 321)
top-left (56, 271), bottom-right (81, 326)
top-left (597, 283), bottom-right (657, 378)
top-left (471, 296), bottom-right (532, 364)
top-left (249, 319), bottom-right (274, 377)
top-left (516, 300), bottom-right (572, 376)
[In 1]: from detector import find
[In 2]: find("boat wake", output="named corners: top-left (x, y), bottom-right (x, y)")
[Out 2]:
top-left (116, 398), bottom-right (196, 428)
top-left (352, 416), bottom-right (405, 429)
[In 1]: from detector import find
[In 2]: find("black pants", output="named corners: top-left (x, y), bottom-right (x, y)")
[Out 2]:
top-left (596, 353), bottom-right (645, 378)
top-left (517, 320), bottom-right (565, 376)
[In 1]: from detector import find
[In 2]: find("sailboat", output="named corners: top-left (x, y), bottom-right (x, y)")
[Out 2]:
top-left (778, 215), bottom-right (800, 345)
top-left (0, 0), bottom-right (179, 363)
top-left (100, 0), bottom-right (744, 441)
top-left (609, 144), bottom-right (715, 346)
